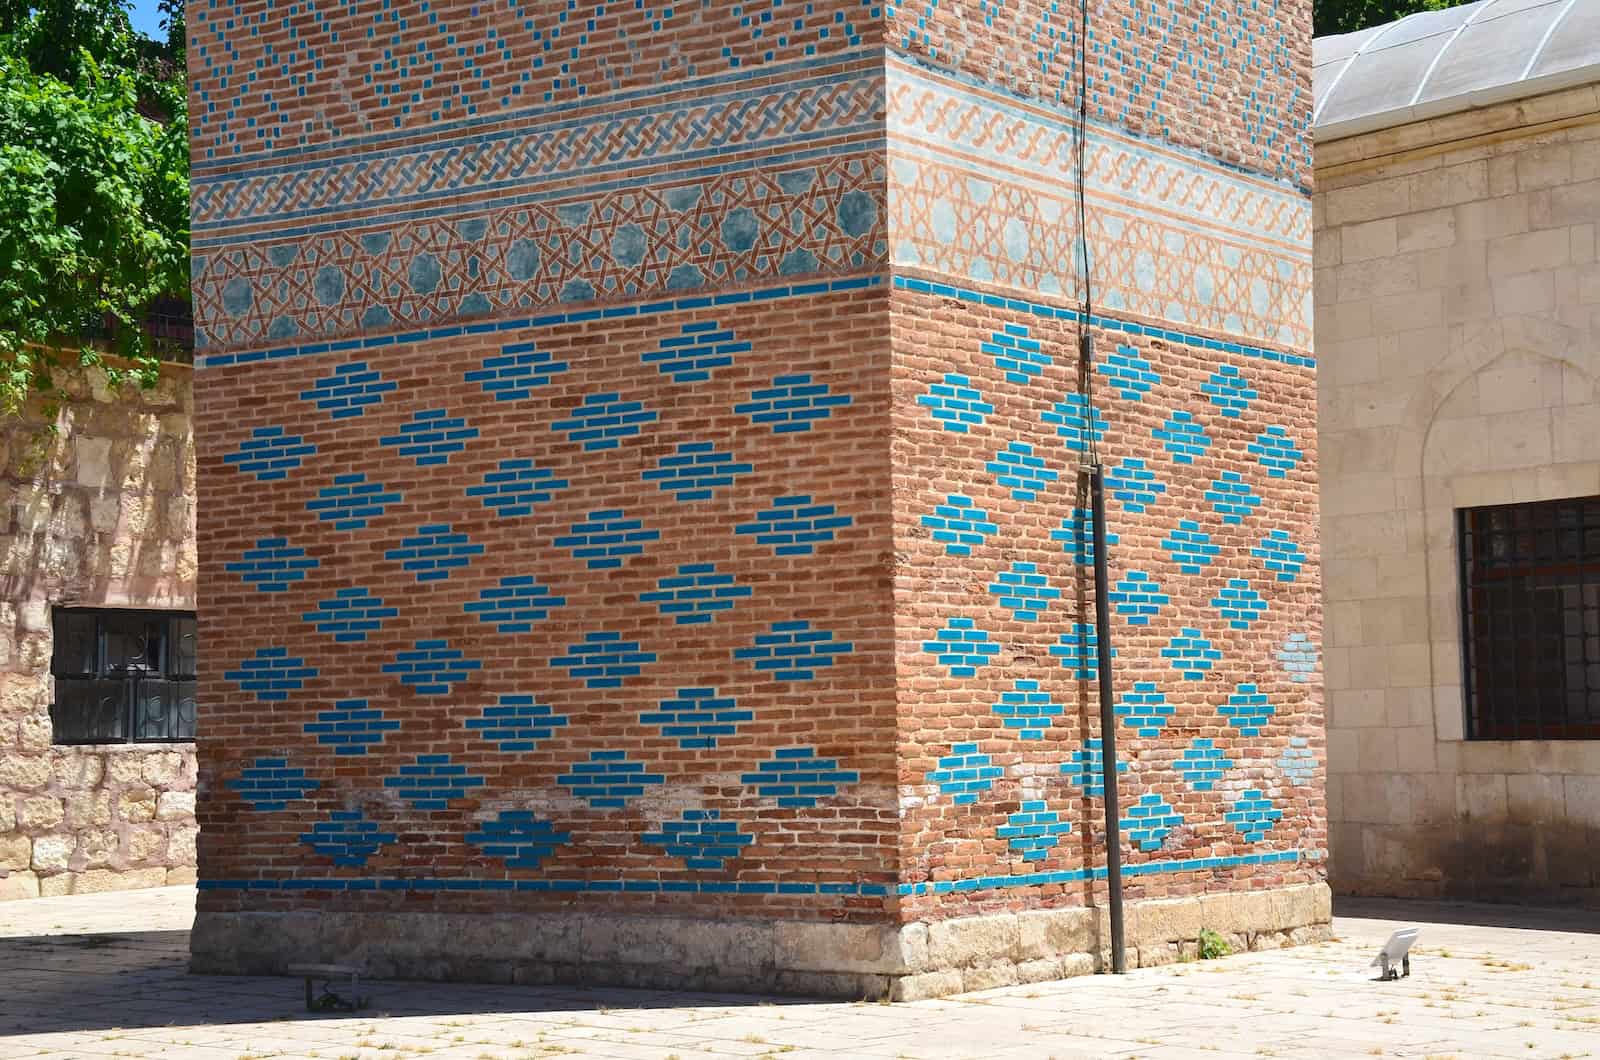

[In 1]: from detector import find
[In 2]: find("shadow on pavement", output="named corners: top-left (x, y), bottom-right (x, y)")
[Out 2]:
top-left (1335, 895), bottom-right (1600, 935)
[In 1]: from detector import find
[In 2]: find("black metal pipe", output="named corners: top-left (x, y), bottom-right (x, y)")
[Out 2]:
top-left (1089, 462), bottom-right (1126, 974)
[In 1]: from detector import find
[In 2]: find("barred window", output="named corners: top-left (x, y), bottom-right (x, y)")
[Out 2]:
top-left (1459, 498), bottom-right (1600, 740)
top-left (49, 609), bottom-right (197, 744)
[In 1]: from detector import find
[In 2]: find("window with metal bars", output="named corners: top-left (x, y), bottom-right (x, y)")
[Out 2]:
top-left (1459, 497), bottom-right (1600, 740)
top-left (49, 608), bottom-right (196, 744)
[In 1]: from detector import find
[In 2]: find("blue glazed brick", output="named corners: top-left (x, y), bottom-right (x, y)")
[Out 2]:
top-left (1227, 789), bottom-right (1283, 842)
top-left (1154, 410), bottom-right (1211, 464)
top-left (927, 743), bottom-right (1003, 804)
top-left (1108, 570), bottom-right (1168, 626)
top-left (1105, 457), bottom-right (1165, 513)
top-left (555, 509), bottom-right (659, 570)
top-left (379, 408), bottom-right (479, 466)
top-left (1042, 392), bottom-right (1107, 454)
top-left (982, 323), bottom-right (1051, 384)
top-left (991, 679), bottom-right (1064, 739)
top-left (1205, 470), bottom-right (1262, 523)
top-left (1252, 529), bottom-right (1305, 582)
top-left (1279, 631), bottom-right (1317, 683)
top-left (226, 757), bottom-right (318, 811)
top-left (987, 441), bottom-right (1058, 501)
top-left (381, 640), bottom-right (481, 696)
top-left (464, 575), bottom-right (565, 633)
top-left (1249, 425), bottom-right (1303, 478)
top-left (736, 621), bottom-right (853, 681)
top-left (301, 362), bottom-right (397, 419)
top-left (922, 494), bottom-right (997, 557)
top-left (1278, 736), bottom-right (1316, 785)
top-left (641, 321), bottom-right (749, 382)
top-left (987, 562), bottom-right (1060, 622)
top-left (467, 459), bottom-right (568, 518)
top-left (1123, 793), bottom-right (1183, 851)
top-left (1212, 578), bottom-right (1267, 629)
top-left (1116, 681), bottom-right (1173, 737)
top-left (304, 699), bottom-right (399, 755)
top-left (465, 694), bottom-right (569, 752)
top-left (384, 753), bottom-right (486, 810)
top-left (1201, 363), bottom-right (1256, 418)
top-left (465, 812), bottom-right (570, 867)
top-left (737, 495), bottom-right (853, 556)
top-left (918, 373), bottom-right (993, 433)
top-left (734, 373), bottom-right (851, 432)
top-left (552, 391), bottom-right (658, 451)
top-left (226, 537), bottom-right (320, 593)
top-left (1162, 627), bottom-right (1221, 680)
top-left (640, 564), bottom-right (751, 624)
top-left (558, 751), bottom-right (665, 808)
top-left (300, 810), bottom-right (396, 866)
top-left (1162, 519), bottom-right (1219, 573)
top-left (922, 616), bottom-right (998, 677)
top-left (643, 442), bottom-right (753, 502)
top-left (1175, 737), bottom-right (1234, 791)
top-left (1050, 622), bottom-right (1112, 680)
top-left (1062, 738), bottom-right (1127, 799)
top-left (551, 631), bottom-right (656, 688)
top-left (1052, 508), bottom-right (1118, 566)
top-left (998, 800), bottom-right (1072, 861)
top-left (223, 647), bottom-right (316, 702)
top-left (384, 523), bottom-right (484, 582)
top-left (465, 341), bottom-right (568, 400)
top-left (305, 472), bottom-right (402, 531)
top-left (224, 426), bottom-right (316, 480)
top-left (302, 587), bottom-right (396, 642)
top-left (1220, 683), bottom-right (1275, 736)
top-left (741, 747), bottom-right (858, 808)
top-left (642, 687), bottom-right (752, 749)
top-left (1098, 345), bottom-right (1160, 401)
top-left (641, 810), bottom-right (754, 870)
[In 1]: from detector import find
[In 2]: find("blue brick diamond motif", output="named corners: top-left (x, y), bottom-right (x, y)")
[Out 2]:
top-left (983, 324), bottom-right (1051, 383)
top-left (1063, 738), bottom-right (1127, 799)
top-left (1105, 457), bottom-right (1165, 512)
top-left (1043, 393), bottom-right (1108, 453)
top-left (303, 588), bottom-right (396, 642)
top-left (988, 441), bottom-right (1058, 501)
top-left (224, 426), bottom-right (316, 480)
top-left (465, 576), bottom-right (566, 633)
top-left (301, 362), bottom-right (397, 419)
top-left (1051, 622), bottom-right (1113, 680)
top-left (383, 640), bottom-right (481, 696)
top-left (552, 392), bottom-right (658, 450)
top-left (1175, 738), bottom-right (1234, 791)
top-left (1124, 793), bottom-right (1183, 852)
top-left (559, 751), bottom-right (666, 808)
top-left (1213, 579), bottom-right (1267, 629)
top-left (1221, 684), bottom-right (1274, 736)
top-left (223, 647), bottom-right (316, 702)
top-left (300, 811), bottom-right (396, 866)
top-left (918, 373), bottom-right (993, 433)
top-left (927, 743), bottom-right (1003, 804)
top-left (642, 687), bottom-right (751, 749)
top-left (306, 473), bottom-right (402, 531)
top-left (999, 801), bottom-right (1072, 861)
top-left (922, 495), bottom-right (998, 557)
top-left (736, 621), bottom-right (853, 681)
top-left (466, 341), bottom-right (568, 400)
top-left (1253, 530), bottom-right (1305, 583)
top-left (467, 459), bottom-right (568, 518)
top-left (641, 565), bottom-right (751, 624)
top-left (1202, 363), bottom-right (1256, 418)
top-left (1228, 789), bottom-right (1283, 843)
top-left (1098, 345), bottom-right (1160, 401)
top-left (466, 812), bottom-right (570, 868)
top-left (226, 537), bottom-right (319, 593)
top-left (923, 617), bottom-right (999, 677)
top-left (385, 523), bottom-right (484, 582)
top-left (737, 496), bottom-right (852, 556)
top-left (734, 373), bottom-right (852, 432)
top-left (304, 699), bottom-right (399, 755)
top-left (379, 409), bottom-right (479, 467)
top-left (643, 442), bottom-right (753, 501)
top-left (226, 758), bottom-right (318, 811)
top-left (742, 748), bottom-right (858, 808)
top-left (1250, 426), bottom-right (1303, 478)
top-left (1279, 736), bottom-right (1316, 785)
top-left (1109, 571), bottom-right (1168, 626)
top-left (1162, 520), bottom-right (1219, 573)
top-left (642, 321), bottom-right (750, 382)
top-left (641, 810), bottom-right (754, 870)
top-left (1207, 471), bottom-right (1262, 523)
top-left (988, 562), bottom-right (1061, 622)
top-left (1155, 410), bottom-right (1212, 464)
top-left (1116, 682), bottom-right (1173, 737)
top-left (385, 754), bottom-right (486, 810)
top-left (992, 680), bottom-right (1064, 739)
top-left (552, 632), bottom-right (655, 689)
top-left (1052, 508), bottom-right (1118, 566)
top-left (1279, 632), bottom-right (1317, 683)
top-left (466, 695), bottom-right (569, 752)
top-left (1163, 628), bottom-right (1220, 680)
top-left (555, 510), bottom-right (660, 570)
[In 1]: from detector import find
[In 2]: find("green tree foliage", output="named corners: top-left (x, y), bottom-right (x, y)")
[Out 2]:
top-left (0, 0), bottom-right (188, 416)
top-left (1314, 0), bottom-right (1470, 37)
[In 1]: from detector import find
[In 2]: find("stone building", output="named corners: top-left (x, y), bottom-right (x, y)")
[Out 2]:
top-left (1314, 2), bottom-right (1600, 903)
top-left (0, 363), bottom-right (198, 899)
top-left (188, 0), bottom-right (1328, 995)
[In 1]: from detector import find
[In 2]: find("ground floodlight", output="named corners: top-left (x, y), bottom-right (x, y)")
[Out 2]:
top-left (1370, 928), bottom-right (1419, 981)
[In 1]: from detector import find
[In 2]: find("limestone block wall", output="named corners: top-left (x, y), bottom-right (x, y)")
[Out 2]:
top-left (0, 365), bottom-right (198, 899)
top-left (1315, 85), bottom-right (1600, 903)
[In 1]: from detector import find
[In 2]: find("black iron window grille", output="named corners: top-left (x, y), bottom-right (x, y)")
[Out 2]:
top-left (49, 608), bottom-right (196, 744)
top-left (1459, 497), bottom-right (1600, 740)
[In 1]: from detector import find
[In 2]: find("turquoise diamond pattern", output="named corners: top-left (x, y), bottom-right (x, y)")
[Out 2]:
top-left (923, 617), bottom-right (999, 677)
top-left (1052, 508), bottom-right (1118, 566)
top-left (1252, 530), bottom-right (1305, 582)
top-left (378, 409), bottom-right (479, 467)
top-left (991, 680), bottom-right (1064, 739)
top-left (1043, 393), bottom-right (1108, 453)
top-left (1163, 628), bottom-right (1220, 679)
top-left (641, 564), bottom-right (751, 624)
top-left (1116, 682), bottom-right (1172, 737)
top-left (988, 562), bottom-right (1060, 622)
top-left (1279, 736), bottom-right (1316, 785)
top-left (300, 811), bottom-right (396, 866)
top-left (465, 576), bottom-right (566, 633)
top-left (466, 813), bottom-right (570, 867)
top-left (1228, 789), bottom-right (1282, 842)
top-left (466, 341), bottom-right (568, 400)
top-left (641, 688), bottom-right (751, 749)
top-left (303, 588), bottom-right (396, 642)
top-left (384, 754), bottom-right (485, 810)
top-left (1250, 426), bottom-right (1302, 478)
top-left (1203, 364), bottom-right (1256, 417)
top-left (737, 496), bottom-right (852, 556)
top-left (226, 758), bottom-right (318, 811)
top-left (223, 647), bottom-right (316, 702)
top-left (1109, 571), bottom-right (1168, 625)
top-left (1212, 579), bottom-right (1267, 629)
top-left (999, 801), bottom-right (1072, 861)
top-left (1155, 410), bottom-right (1211, 464)
top-left (1063, 738), bottom-right (1127, 799)
top-left (641, 321), bottom-right (749, 382)
top-left (1221, 683), bottom-right (1274, 736)
top-left (1051, 622), bottom-right (1111, 680)
top-left (1175, 738), bottom-right (1233, 790)
top-left (735, 373), bottom-right (851, 432)
top-left (923, 494), bottom-right (998, 556)
top-left (1105, 457), bottom-right (1165, 512)
top-left (742, 748), bottom-right (858, 808)
top-left (1124, 793), bottom-right (1183, 851)
top-left (1206, 471), bottom-right (1262, 523)
top-left (552, 391), bottom-right (658, 451)
top-left (641, 811), bottom-right (754, 870)
top-left (1279, 632), bottom-right (1317, 683)
top-left (988, 441), bottom-right (1058, 501)
top-left (227, 537), bottom-right (319, 593)
top-left (736, 621), bottom-right (853, 681)
top-left (1098, 345), bottom-right (1159, 401)
top-left (556, 510), bottom-right (660, 569)
top-left (643, 442), bottom-right (754, 501)
top-left (467, 459), bottom-right (567, 518)
top-left (465, 695), bottom-right (569, 752)
top-left (919, 373), bottom-right (993, 433)
top-left (383, 640), bottom-right (481, 696)
top-left (558, 752), bottom-right (665, 809)
top-left (1162, 520), bottom-right (1219, 573)
top-left (927, 743), bottom-right (1003, 804)
top-left (984, 324), bottom-right (1050, 383)
top-left (385, 523), bottom-right (483, 581)
top-left (551, 632), bottom-right (655, 689)
top-left (225, 426), bottom-right (315, 481)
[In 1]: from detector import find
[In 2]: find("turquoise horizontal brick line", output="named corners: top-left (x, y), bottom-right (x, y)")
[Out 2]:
top-left (642, 442), bottom-right (753, 501)
top-left (304, 699), bottom-right (398, 755)
top-left (918, 373), bottom-right (992, 433)
top-left (923, 616), bottom-right (998, 677)
top-left (1043, 392), bottom-right (1106, 454)
top-left (465, 812), bottom-right (570, 868)
top-left (982, 323), bottom-right (1051, 383)
top-left (742, 747), bottom-right (858, 808)
top-left (642, 687), bottom-right (750, 749)
top-left (1228, 789), bottom-right (1283, 843)
top-left (302, 588), bottom-right (396, 642)
top-left (379, 408), bottom-right (480, 467)
top-left (1155, 410), bottom-right (1211, 464)
top-left (1252, 529), bottom-right (1305, 582)
top-left (1123, 793), bottom-right (1183, 852)
top-left (1206, 470), bottom-right (1262, 524)
top-left (465, 341), bottom-right (568, 401)
top-left (1098, 345), bottom-right (1159, 401)
top-left (467, 459), bottom-right (568, 518)
top-left (1108, 570), bottom-right (1168, 626)
top-left (554, 509), bottom-right (657, 570)
top-left (1050, 622), bottom-right (1111, 680)
top-left (922, 494), bottom-right (996, 557)
top-left (641, 810), bottom-right (754, 871)
top-left (385, 523), bottom-right (484, 582)
top-left (1052, 508), bottom-right (1117, 567)
top-left (1105, 457), bottom-right (1165, 513)
top-left (300, 361), bottom-right (396, 418)
top-left (200, 876), bottom-right (895, 896)
top-left (226, 757), bottom-right (318, 811)
top-left (737, 495), bottom-right (853, 556)
top-left (223, 426), bottom-right (316, 481)
top-left (223, 647), bottom-right (316, 702)
top-left (1162, 520), bottom-right (1218, 574)
top-left (641, 321), bottom-right (750, 382)
top-left (1221, 683), bottom-right (1275, 736)
top-left (558, 751), bottom-right (665, 808)
top-left (552, 391), bottom-right (658, 451)
top-left (926, 742), bottom-right (1002, 804)
top-left (1249, 425), bottom-right (1303, 478)
top-left (1115, 681), bottom-right (1172, 738)
top-left (998, 801), bottom-right (1071, 861)
top-left (466, 695), bottom-right (569, 752)
top-left (381, 640), bottom-right (482, 696)
top-left (1212, 578), bottom-right (1267, 629)
top-left (988, 562), bottom-right (1060, 622)
top-left (305, 472), bottom-right (402, 531)
top-left (1201, 363), bottom-right (1258, 417)
top-left (465, 576), bottom-right (566, 633)
top-left (640, 565), bottom-right (751, 625)
top-left (300, 811), bottom-right (396, 867)
top-left (734, 373), bottom-right (851, 432)
top-left (1279, 632), bottom-right (1317, 684)
top-left (1174, 738), bottom-right (1234, 791)
top-left (735, 621), bottom-right (853, 681)
top-left (552, 632), bottom-right (655, 689)
top-left (1063, 738), bottom-right (1126, 799)
top-left (384, 753), bottom-right (486, 810)
top-left (1163, 627), bottom-right (1220, 680)
top-left (991, 679), bottom-right (1064, 738)
top-left (987, 441), bottom-right (1057, 501)
top-left (226, 537), bottom-right (319, 592)
top-left (894, 850), bottom-right (1302, 895)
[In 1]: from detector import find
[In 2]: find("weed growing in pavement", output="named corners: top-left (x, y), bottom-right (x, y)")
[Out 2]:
top-left (1199, 928), bottom-right (1232, 960)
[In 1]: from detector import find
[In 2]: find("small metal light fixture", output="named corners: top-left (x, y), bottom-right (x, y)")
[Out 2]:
top-left (1371, 928), bottom-right (1419, 982)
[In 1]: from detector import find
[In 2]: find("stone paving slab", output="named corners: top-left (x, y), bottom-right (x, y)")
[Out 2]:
top-left (0, 887), bottom-right (1597, 1059)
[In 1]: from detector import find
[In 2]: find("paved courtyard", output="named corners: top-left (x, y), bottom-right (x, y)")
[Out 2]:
top-left (0, 888), bottom-right (1595, 1059)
